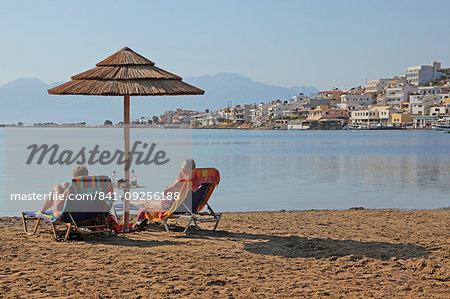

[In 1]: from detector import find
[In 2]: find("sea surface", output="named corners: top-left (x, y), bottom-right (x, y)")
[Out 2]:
top-left (0, 128), bottom-right (449, 216)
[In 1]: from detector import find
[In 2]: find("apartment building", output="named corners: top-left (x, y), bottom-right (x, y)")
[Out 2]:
top-left (171, 109), bottom-right (198, 124)
top-left (409, 90), bottom-right (441, 115)
top-left (160, 110), bottom-right (176, 124)
top-left (270, 101), bottom-right (301, 118)
top-left (351, 106), bottom-right (400, 124)
top-left (338, 94), bottom-right (373, 111)
top-left (429, 106), bottom-right (448, 116)
top-left (307, 106), bottom-right (348, 120)
top-left (364, 77), bottom-right (407, 94)
top-left (250, 103), bottom-right (272, 126)
top-left (190, 112), bottom-right (220, 127)
top-left (385, 86), bottom-right (418, 108)
top-left (404, 61), bottom-right (443, 86)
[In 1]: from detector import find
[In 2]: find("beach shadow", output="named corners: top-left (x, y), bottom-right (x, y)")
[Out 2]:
top-left (243, 236), bottom-right (429, 260)
top-left (78, 234), bottom-right (180, 248)
top-left (174, 230), bottom-right (429, 260)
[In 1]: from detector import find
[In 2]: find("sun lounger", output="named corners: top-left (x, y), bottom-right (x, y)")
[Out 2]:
top-left (166, 167), bottom-right (221, 232)
top-left (22, 175), bottom-right (115, 241)
top-left (115, 168), bottom-right (221, 232)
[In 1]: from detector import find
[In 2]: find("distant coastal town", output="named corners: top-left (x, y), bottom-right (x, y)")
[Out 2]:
top-left (3, 61), bottom-right (450, 130)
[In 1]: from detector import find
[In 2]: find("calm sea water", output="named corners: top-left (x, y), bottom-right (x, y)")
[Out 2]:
top-left (0, 128), bottom-right (449, 216)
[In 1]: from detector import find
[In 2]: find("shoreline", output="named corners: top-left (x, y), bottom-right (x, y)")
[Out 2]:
top-left (0, 125), bottom-right (436, 130)
top-left (2, 207), bottom-right (449, 218)
top-left (1, 209), bottom-right (448, 297)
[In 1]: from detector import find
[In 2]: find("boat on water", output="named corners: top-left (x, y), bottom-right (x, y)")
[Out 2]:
top-left (345, 124), bottom-right (404, 130)
top-left (369, 125), bottom-right (405, 130)
top-left (432, 117), bottom-right (450, 132)
top-left (432, 124), bottom-right (450, 132)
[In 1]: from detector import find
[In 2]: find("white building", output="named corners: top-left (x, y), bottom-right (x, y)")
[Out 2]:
top-left (291, 95), bottom-right (310, 106)
top-left (364, 78), bottom-right (391, 93)
top-left (216, 108), bottom-right (230, 120)
top-left (365, 77), bottom-right (407, 94)
top-left (233, 106), bottom-right (245, 123)
top-left (364, 78), bottom-right (389, 93)
top-left (416, 86), bottom-right (442, 97)
top-left (270, 101), bottom-right (302, 118)
top-left (338, 94), bottom-right (373, 111)
top-left (413, 116), bottom-right (439, 128)
top-left (228, 105), bottom-right (255, 123)
top-left (404, 61), bottom-right (443, 86)
top-left (350, 106), bottom-right (400, 124)
top-left (409, 90), bottom-right (441, 115)
top-left (250, 103), bottom-right (272, 126)
top-left (409, 93), bottom-right (441, 104)
top-left (385, 86), bottom-right (418, 108)
top-left (410, 102), bottom-right (433, 115)
top-left (351, 110), bottom-right (379, 124)
top-left (135, 117), bottom-right (152, 124)
top-left (429, 106), bottom-right (447, 116)
top-left (287, 120), bottom-right (310, 130)
top-left (190, 112), bottom-right (220, 127)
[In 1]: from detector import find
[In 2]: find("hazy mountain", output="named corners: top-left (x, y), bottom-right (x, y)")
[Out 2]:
top-left (0, 73), bottom-right (318, 125)
top-left (185, 72), bottom-right (318, 106)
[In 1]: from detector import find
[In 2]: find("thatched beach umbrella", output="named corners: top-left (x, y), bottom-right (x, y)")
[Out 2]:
top-left (48, 47), bottom-right (204, 230)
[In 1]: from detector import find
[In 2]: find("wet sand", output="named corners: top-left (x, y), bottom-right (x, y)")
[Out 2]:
top-left (0, 209), bottom-right (449, 298)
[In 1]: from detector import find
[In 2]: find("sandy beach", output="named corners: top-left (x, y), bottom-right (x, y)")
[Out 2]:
top-left (0, 209), bottom-right (449, 298)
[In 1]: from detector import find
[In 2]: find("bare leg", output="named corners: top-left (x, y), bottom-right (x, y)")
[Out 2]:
top-left (53, 186), bottom-right (69, 219)
top-left (39, 184), bottom-right (63, 213)
top-left (122, 194), bottom-right (148, 209)
top-left (39, 183), bottom-right (69, 218)
top-left (129, 199), bottom-right (165, 211)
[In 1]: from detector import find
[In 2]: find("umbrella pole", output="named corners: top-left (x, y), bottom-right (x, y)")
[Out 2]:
top-left (123, 95), bottom-right (130, 232)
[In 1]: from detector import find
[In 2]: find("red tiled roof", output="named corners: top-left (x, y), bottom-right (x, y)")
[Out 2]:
top-left (318, 90), bottom-right (345, 95)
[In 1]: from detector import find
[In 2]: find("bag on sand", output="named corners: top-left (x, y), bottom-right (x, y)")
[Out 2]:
top-left (55, 231), bottom-right (84, 242)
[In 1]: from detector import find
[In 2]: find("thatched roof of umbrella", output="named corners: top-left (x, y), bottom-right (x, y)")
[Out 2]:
top-left (48, 47), bottom-right (204, 96)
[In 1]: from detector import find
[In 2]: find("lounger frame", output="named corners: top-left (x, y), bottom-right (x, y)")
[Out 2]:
top-left (163, 183), bottom-right (222, 233)
top-left (21, 175), bottom-right (114, 241)
top-left (22, 211), bottom-right (113, 241)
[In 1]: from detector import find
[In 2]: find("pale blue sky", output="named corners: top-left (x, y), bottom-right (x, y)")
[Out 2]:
top-left (1, 0), bottom-right (449, 90)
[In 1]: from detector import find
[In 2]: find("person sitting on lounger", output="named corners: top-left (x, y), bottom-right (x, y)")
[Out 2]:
top-left (128, 159), bottom-right (200, 211)
top-left (38, 166), bottom-right (89, 218)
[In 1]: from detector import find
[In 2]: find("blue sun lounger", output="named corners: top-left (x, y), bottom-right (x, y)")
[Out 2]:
top-left (22, 175), bottom-right (115, 241)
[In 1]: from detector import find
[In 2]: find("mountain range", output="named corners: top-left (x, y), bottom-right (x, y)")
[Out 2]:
top-left (0, 72), bottom-right (318, 124)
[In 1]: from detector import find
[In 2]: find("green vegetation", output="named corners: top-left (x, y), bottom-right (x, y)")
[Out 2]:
top-left (425, 105), bottom-right (437, 116)
top-left (440, 68), bottom-right (450, 75)
top-left (423, 79), bottom-right (441, 86)
top-left (216, 118), bottom-right (232, 123)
